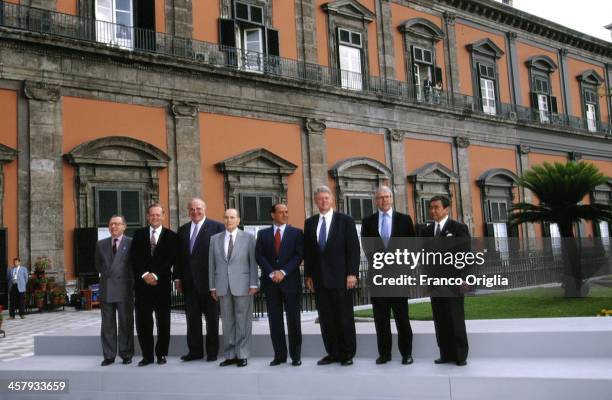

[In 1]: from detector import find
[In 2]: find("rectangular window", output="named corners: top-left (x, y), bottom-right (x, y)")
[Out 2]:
top-left (533, 76), bottom-right (550, 94)
top-left (586, 103), bottom-right (597, 132)
top-left (339, 44), bottom-right (362, 91)
top-left (95, 0), bottom-right (134, 49)
top-left (347, 197), bottom-right (373, 222)
top-left (95, 188), bottom-right (142, 235)
top-left (480, 78), bottom-right (496, 115)
top-left (413, 47), bottom-right (433, 65)
top-left (234, 1), bottom-right (264, 25)
top-left (240, 194), bottom-right (273, 225)
top-left (538, 94), bottom-right (549, 123)
top-left (488, 200), bottom-right (508, 222)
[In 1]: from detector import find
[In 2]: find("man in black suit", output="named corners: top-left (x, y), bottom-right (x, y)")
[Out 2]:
top-left (361, 186), bottom-right (415, 365)
top-left (130, 203), bottom-right (177, 366)
top-left (255, 203), bottom-right (304, 367)
top-left (304, 185), bottom-right (360, 366)
top-left (422, 195), bottom-right (470, 366)
top-left (174, 198), bottom-right (224, 361)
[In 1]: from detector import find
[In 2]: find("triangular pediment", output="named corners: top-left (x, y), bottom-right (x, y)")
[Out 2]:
top-left (407, 162), bottom-right (458, 183)
top-left (322, 0), bottom-right (375, 23)
top-left (216, 148), bottom-right (297, 176)
top-left (0, 143), bottom-right (17, 163)
top-left (577, 69), bottom-right (604, 85)
top-left (467, 38), bottom-right (504, 59)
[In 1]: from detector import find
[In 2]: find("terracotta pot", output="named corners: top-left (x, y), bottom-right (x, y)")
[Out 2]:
top-left (36, 299), bottom-right (45, 309)
top-left (39, 283), bottom-right (47, 291)
top-left (51, 297), bottom-right (60, 306)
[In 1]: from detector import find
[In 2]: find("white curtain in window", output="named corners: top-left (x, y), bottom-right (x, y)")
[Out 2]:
top-left (538, 94), bottom-right (549, 123)
top-left (95, 0), bottom-right (133, 49)
top-left (586, 104), bottom-right (597, 132)
top-left (480, 78), bottom-right (496, 115)
top-left (339, 44), bottom-right (362, 91)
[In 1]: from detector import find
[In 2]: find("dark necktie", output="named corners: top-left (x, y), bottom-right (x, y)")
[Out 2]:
top-left (435, 223), bottom-right (441, 237)
top-left (189, 223), bottom-right (199, 254)
top-left (112, 238), bottom-right (118, 255)
top-left (150, 230), bottom-right (156, 256)
top-left (318, 216), bottom-right (327, 251)
top-left (274, 228), bottom-right (281, 256)
top-left (227, 234), bottom-right (234, 260)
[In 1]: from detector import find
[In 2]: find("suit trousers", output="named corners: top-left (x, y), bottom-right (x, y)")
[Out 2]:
top-left (183, 289), bottom-right (219, 358)
top-left (431, 296), bottom-right (468, 362)
top-left (9, 284), bottom-right (25, 317)
top-left (372, 296), bottom-right (413, 359)
top-left (315, 288), bottom-right (356, 361)
top-left (100, 300), bottom-right (134, 360)
top-left (264, 283), bottom-right (302, 361)
top-left (219, 294), bottom-right (253, 359)
top-left (135, 287), bottom-right (171, 360)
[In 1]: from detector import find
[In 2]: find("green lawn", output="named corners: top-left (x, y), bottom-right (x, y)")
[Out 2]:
top-left (354, 286), bottom-right (612, 320)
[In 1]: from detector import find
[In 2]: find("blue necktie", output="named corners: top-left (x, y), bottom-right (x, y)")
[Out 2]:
top-left (381, 213), bottom-right (390, 248)
top-left (435, 223), bottom-right (441, 237)
top-left (189, 223), bottom-right (200, 254)
top-left (318, 216), bottom-right (327, 251)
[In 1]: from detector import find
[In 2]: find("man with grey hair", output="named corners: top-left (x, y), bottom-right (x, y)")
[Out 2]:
top-left (304, 186), bottom-right (360, 366)
top-left (361, 186), bottom-right (416, 365)
top-left (96, 215), bottom-right (134, 366)
top-left (174, 198), bottom-right (224, 362)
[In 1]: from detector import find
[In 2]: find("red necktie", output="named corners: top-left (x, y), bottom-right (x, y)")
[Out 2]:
top-left (112, 238), bottom-right (118, 254)
top-left (274, 228), bottom-right (281, 256)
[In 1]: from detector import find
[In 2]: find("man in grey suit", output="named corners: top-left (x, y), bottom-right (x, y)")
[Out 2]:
top-left (209, 208), bottom-right (259, 367)
top-left (95, 215), bottom-right (135, 366)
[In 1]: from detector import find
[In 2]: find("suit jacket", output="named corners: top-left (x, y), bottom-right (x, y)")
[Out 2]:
top-left (304, 211), bottom-right (360, 290)
top-left (361, 210), bottom-right (416, 254)
top-left (255, 225), bottom-right (304, 293)
top-left (95, 236), bottom-right (134, 303)
top-left (130, 226), bottom-right (177, 296)
top-left (209, 230), bottom-right (259, 296)
top-left (175, 218), bottom-right (225, 294)
top-left (7, 265), bottom-right (28, 293)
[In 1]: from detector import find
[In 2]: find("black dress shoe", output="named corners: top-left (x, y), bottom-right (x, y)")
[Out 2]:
top-left (219, 358), bottom-right (237, 367)
top-left (157, 356), bottom-right (167, 365)
top-left (206, 356), bottom-right (218, 362)
top-left (341, 359), bottom-right (354, 366)
top-left (317, 355), bottom-right (336, 365)
top-left (100, 358), bottom-right (114, 366)
top-left (181, 354), bottom-right (203, 362)
top-left (121, 358), bottom-right (132, 365)
top-left (291, 359), bottom-right (302, 366)
top-left (434, 358), bottom-right (451, 364)
top-left (269, 359), bottom-right (286, 366)
top-left (376, 356), bottom-right (391, 365)
top-left (456, 360), bottom-right (467, 366)
top-left (402, 356), bottom-right (414, 365)
top-left (236, 359), bottom-right (248, 367)
top-left (138, 358), bottom-right (153, 367)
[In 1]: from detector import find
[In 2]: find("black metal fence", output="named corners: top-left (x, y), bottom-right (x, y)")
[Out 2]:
top-left (1, 1), bottom-right (610, 135)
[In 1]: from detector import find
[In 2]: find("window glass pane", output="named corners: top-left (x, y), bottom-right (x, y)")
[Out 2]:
top-left (98, 190), bottom-right (118, 226)
top-left (235, 2), bottom-right (249, 20)
top-left (414, 47), bottom-right (423, 62)
top-left (351, 32), bottom-right (361, 47)
top-left (491, 202), bottom-right (500, 222)
top-left (258, 196), bottom-right (273, 223)
top-left (244, 29), bottom-right (262, 52)
top-left (250, 6), bottom-right (263, 23)
top-left (121, 191), bottom-right (140, 224)
top-left (479, 64), bottom-right (487, 76)
top-left (115, 0), bottom-right (131, 12)
top-left (362, 199), bottom-right (373, 217)
top-left (499, 202), bottom-right (507, 221)
top-left (242, 196), bottom-right (258, 222)
top-left (339, 29), bottom-right (350, 44)
top-left (486, 66), bottom-right (494, 78)
top-left (339, 44), bottom-right (362, 90)
top-left (349, 198), bottom-right (362, 221)
top-left (116, 12), bottom-right (132, 26)
top-left (423, 49), bottom-right (432, 63)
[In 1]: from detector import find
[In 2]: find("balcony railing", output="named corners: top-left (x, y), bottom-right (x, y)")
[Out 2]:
top-left (1, 1), bottom-right (610, 135)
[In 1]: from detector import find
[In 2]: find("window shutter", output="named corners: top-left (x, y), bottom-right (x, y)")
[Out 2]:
top-left (531, 92), bottom-right (539, 109)
top-left (476, 62), bottom-right (483, 99)
top-left (485, 223), bottom-right (495, 237)
top-left (542, 222), bottom-right (551, 238)
top-left (550, 96), bottom-right (558, 114)
top-left (219, 18), bottom-right (236, 48)
top-left (508, 223), bottom-right (519, 237)
top-left (434, 67), bottom-right (443, 85)
top-left (410, 45), bottom-right (417, 83)
top-left (266, 28), bottom-right (279, 57)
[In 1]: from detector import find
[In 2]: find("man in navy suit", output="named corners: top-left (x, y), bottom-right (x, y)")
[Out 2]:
top-left (422, 195), bottom-right (470, 366)
top-left (174, 198), bottom-right (224, 362)
top-left (255, 203), bottom-right (304, 367)
top-left (304, 186), bottom-right (360, 366)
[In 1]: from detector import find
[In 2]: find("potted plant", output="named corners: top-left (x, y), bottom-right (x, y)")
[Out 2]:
top-left (46, 276), bottom-right (56, 292)
top-left (38, 277), bottom-right (48, 292)
top-left (33, 256), bottom-right (51, 278)
top-left (35, 290), bottom-right (46, 310)
top-left (58, 288), bottom-right (67, 306)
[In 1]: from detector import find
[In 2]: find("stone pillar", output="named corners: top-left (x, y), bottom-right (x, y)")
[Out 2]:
top-left (166, 0), bottom-right (193, 38)
top-left (453, 136), bottom-right (473, 234)
top-left (558, 49), bottom-right (572, 117)
top-left (24, 81), bottom-right (64, 280)
top-left (506, 31), bottom-right (521, 107)
top-left (375, 0), bottom-right (396, 80)
top-left (295, 0), bottom-right (318, 64)
top-left (171, 102), bottom-right (201, 226)
top-left (517, 144), bottom-right (536, 239)
top-left (302, 118), bottom-right (327, 217)
top-left (386, 129), bottom-right (407, 213)
top-left (442, 12), bottom-right (460, 96)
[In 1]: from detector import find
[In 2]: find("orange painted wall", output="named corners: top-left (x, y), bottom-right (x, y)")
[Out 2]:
top-left (566, 57), bottom-right (608, 121)
top-left (469, 145), bottom-right (518, 237)
top-left (390, 3), bottom-right (446, 86)
top-left (273, 0), bottom-right (297, 59)
top-left (515, 42), bottom-right (563, 113)
top-left (200, 114), bottom-right (305, 227)
top-left (155, 0), bottom-right (166, 33)
top-left (62, 98), bottom-right (169, 280)
top-left (57, 0), bottom-right (77, 15)
top-left (315, 0), bottom-right (380, 76)
top-left (455, 23), bottom-right (511, 103)
top-left (0, 90), bottom-right (19, 264)
top-left (404, 138), bottom-right (456, 220)
top-left (193, 0), bottom-right (220, 43)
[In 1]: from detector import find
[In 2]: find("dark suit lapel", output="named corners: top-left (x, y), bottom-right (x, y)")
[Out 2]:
top-left (324, 212), bottom-right (339, 250)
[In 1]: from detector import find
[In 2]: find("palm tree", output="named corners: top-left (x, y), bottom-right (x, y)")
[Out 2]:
top-left (509, 161), bottom-right (612, 297)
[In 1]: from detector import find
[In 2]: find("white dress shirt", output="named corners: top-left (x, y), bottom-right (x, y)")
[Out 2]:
top-left (434, 215), bottom-right (449, 235)
top-left (190, 217), bottom-right (206, 240)
top-left (316, 209), bottom-right (334, 241)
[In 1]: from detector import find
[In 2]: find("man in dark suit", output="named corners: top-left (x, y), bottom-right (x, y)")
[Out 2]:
top-left (95, 215), bottom-right (134, 366)
top-left (130, 203), bottom-right (177, 366)
top-left (255, 203), bottom-right (304, 367)
top-left (174, 198), bottom-right (224, 362)
top-left (304, 185), bottom-right (360, 366)
top-left (361, 186), bottom-right (415, 365)
top-left (422, 195), bottom-right (470, 366)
